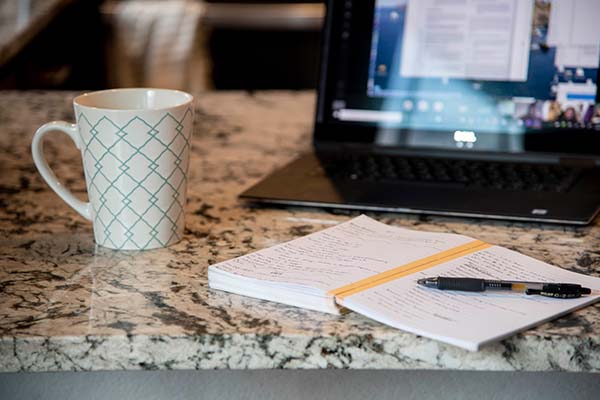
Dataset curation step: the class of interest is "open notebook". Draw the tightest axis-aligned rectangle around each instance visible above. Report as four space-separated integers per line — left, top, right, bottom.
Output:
208 215 600 351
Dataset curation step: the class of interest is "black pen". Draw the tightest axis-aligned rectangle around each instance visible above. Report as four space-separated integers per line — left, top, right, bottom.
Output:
417 276 592 299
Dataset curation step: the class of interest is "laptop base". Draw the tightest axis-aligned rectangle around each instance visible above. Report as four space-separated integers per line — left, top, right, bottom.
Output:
240 152 600 225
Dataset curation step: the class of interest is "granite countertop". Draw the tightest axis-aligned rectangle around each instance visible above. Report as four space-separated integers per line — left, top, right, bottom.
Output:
0 91 599 373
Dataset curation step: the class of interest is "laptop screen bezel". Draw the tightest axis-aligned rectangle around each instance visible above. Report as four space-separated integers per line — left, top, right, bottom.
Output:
314 0 600 158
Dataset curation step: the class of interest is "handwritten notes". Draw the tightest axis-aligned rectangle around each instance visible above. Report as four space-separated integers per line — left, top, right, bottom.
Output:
344 245 600 350
208 215 600 350
212 215 471 292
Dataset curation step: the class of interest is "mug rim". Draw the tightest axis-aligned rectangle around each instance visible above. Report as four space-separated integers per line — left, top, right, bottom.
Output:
73 88 194 112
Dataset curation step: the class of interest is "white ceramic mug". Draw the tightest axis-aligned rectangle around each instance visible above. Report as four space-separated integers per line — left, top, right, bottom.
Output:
32 88 194 250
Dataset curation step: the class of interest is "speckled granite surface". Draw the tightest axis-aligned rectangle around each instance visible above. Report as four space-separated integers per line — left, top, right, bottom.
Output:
0 91 599 372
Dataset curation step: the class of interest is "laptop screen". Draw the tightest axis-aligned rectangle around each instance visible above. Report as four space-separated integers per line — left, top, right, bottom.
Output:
321 0 600 150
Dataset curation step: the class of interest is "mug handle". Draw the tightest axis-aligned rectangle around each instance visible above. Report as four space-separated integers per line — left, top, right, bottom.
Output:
31 121 92 220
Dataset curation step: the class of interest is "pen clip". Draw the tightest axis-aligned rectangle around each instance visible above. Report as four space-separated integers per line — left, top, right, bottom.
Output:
525 283 585 299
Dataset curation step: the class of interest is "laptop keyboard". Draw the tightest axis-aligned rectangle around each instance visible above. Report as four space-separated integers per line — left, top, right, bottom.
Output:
321 154 582 193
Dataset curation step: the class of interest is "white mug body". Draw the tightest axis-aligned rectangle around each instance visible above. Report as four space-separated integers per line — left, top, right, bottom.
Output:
32 88 194 250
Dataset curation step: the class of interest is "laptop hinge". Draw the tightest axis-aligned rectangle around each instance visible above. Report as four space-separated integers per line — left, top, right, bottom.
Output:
559 157 598 168
316 141 600 166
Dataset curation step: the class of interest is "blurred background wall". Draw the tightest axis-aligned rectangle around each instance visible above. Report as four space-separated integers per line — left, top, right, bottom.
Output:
0 0 324 91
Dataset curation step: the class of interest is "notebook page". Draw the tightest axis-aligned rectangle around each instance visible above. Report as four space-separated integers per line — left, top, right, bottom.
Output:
341 245 600 351
209 215 473 292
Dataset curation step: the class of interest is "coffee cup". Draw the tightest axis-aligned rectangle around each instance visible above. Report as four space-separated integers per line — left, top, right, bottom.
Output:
32 88 194 250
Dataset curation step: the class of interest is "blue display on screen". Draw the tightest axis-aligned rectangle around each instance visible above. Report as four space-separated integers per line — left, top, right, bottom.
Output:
361 0 600 133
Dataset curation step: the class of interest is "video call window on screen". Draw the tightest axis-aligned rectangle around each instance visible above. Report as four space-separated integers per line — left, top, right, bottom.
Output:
356 0 600 133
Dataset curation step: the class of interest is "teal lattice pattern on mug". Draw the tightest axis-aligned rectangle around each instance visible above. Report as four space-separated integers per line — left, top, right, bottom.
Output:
77 109 193 250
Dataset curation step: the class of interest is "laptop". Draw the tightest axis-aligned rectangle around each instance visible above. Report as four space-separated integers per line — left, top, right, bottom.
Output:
240 0 600 225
